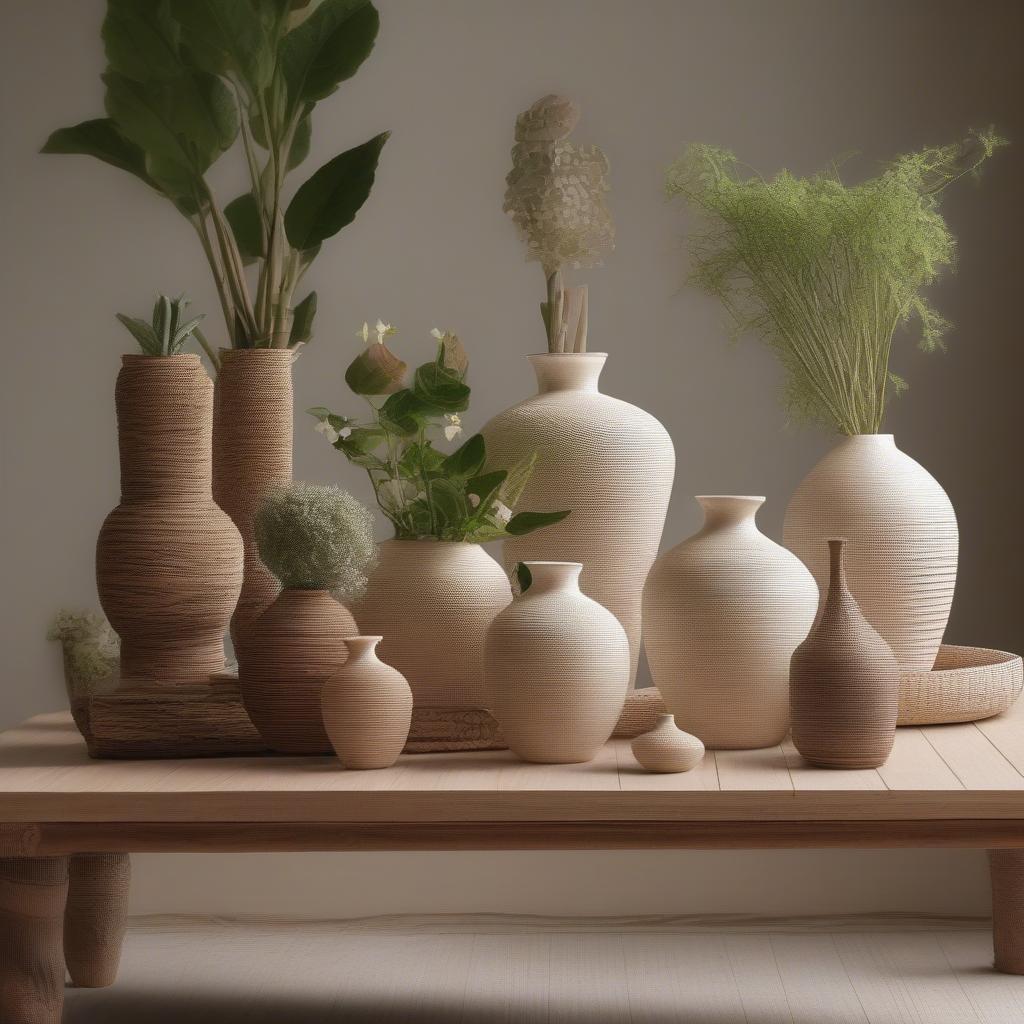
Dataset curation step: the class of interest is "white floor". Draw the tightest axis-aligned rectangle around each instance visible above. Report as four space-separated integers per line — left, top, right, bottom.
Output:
63 915 1024 1024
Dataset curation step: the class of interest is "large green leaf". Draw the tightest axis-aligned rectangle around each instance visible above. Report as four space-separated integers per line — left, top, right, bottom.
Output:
378 389 430 437
284 131 388 250
413 361 470 413
41 119 158 191
280 0 379 109
290 290 317 346
224 192 264 262
505 509 572 536
441 433 485 478
345 340 407 395
102 0 183 81
104 69 239 197
171 0 275 93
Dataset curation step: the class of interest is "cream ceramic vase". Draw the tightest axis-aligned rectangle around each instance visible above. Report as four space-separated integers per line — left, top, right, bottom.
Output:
322 637 413 770
485 561 630 764
481 353 675 689
643 496 818 749
352 540 512 709
783 434 958 672
631 714 705 773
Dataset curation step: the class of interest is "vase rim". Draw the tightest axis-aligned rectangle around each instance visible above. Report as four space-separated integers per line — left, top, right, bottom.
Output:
121 352 201 364
695 494 766 502
844 432 895 441
522 560 583 568
527 351 609 359
218 347 298 363
385 537 480 546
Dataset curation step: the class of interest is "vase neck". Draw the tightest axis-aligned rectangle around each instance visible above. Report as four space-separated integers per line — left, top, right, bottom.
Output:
827 538 848 594
529 353 606 395
522 561 582 596
343 635 382 662
839 433 896 449
696 495 764 533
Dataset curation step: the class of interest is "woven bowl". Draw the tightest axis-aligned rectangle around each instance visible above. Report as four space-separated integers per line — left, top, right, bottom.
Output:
898 644 1023 726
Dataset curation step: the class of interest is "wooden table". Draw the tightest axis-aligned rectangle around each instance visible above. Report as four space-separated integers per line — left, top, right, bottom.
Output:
2 705 1024 1022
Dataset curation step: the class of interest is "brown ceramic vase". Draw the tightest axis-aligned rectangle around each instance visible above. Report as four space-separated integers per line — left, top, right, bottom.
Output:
790 538 899 769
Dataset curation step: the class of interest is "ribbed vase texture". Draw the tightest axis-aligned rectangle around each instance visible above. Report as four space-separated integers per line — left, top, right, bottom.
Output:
643 496 818 749
96 354 242 685
239 588 357 754
481 353 675 689
213 348 295 663
353 541 512 709
790 539 899 769
485 561 630 764
322 637 413 769
783 434 957 671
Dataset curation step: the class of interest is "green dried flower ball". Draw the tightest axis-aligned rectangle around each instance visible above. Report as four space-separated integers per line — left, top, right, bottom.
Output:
255 483 378 596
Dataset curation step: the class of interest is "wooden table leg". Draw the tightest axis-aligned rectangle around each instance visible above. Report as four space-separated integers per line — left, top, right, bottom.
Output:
0 856 69 1024
989 849 1024 973
64 852 131 988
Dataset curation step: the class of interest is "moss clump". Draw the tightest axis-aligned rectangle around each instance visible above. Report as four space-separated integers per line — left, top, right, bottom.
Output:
666 129 1005 434
255 483 377 596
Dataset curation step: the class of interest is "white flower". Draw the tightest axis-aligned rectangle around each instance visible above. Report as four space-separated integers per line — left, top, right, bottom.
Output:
357 321 370 344
338 426 352 440
443 413 462 442
468 493 481 509
315 419 339 444
374 319 394 344
494 501 513 525
430 327 444 340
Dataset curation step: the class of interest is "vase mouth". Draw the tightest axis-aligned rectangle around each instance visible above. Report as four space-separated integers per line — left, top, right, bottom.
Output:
521 560 583 593
528 352 606 394
218 347 298 364
386 537 477 546
844 433 895 442
696 495 765 527
121 352 201 365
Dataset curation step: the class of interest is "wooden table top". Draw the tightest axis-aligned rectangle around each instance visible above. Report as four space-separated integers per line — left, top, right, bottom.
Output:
1 707 1023 853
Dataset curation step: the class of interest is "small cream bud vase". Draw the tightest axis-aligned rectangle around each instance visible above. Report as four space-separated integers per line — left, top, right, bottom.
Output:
485 561 629 764
321 637 413 770
643 496 818 749
631 714 705 773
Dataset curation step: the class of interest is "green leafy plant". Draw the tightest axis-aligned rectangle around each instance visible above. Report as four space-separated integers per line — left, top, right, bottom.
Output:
43 0 389 362
666 129 1005 434
310 322 571 542
504 95 614 353
254 482 377 596
116 293 208 357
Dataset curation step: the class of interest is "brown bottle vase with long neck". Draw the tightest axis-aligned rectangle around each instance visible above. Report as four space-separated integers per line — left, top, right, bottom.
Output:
790 538 899 769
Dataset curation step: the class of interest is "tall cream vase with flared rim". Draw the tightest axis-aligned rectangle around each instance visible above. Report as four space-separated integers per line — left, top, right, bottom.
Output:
480 352 675 690
321 636 414 770
485 560 630 764
783 433 958 672
643 495 819 749
351 539 512 710
212 348 295 664
96 353 242 687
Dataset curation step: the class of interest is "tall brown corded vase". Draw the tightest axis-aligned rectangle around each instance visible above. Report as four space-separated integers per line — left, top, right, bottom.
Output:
213 349 294 663
96 355 242 685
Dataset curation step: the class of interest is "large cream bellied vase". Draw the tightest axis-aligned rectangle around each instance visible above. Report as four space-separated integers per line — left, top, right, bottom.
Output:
96 354 242 686
485 561 629 764
481 353 675 688
643 496 818 749
352 540 512 710
783 434 958 672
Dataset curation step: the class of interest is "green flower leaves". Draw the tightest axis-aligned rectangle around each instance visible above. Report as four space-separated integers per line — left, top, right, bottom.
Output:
311 326 571 543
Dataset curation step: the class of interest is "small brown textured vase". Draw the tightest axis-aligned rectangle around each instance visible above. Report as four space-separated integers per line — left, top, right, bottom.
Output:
790 538 899 769
213 348 295 663
239 588 357 754
322 636 414 770
96 355 242 685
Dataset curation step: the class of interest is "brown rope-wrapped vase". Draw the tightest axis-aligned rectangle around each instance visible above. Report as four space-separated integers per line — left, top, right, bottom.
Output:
0 856 69 1024
790 538 899 769
63 852 130 988
213 349 294 663
96 355 242 685
239 589 357 754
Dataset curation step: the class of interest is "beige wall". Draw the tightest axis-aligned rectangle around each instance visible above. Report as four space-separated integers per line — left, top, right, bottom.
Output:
2 0 1021 918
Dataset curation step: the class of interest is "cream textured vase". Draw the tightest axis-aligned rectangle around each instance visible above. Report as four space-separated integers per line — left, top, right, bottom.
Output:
239 589 357 754
481 353 675 688
631 714 705 773
783 434 958 671
322 637 413 770
96 354 242 686
643 496 818 749
352 540 512 709
485 561 630 764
